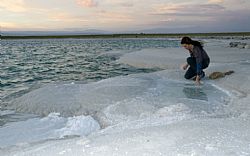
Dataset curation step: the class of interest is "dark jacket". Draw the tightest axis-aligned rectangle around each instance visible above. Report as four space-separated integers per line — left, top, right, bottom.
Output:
190 46 210 75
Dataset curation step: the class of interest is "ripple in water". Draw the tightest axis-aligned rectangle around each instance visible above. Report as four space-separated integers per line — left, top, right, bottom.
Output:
0 38 179 102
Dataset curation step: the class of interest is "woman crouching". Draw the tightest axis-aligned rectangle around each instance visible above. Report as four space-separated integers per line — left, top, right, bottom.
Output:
180 37 210 85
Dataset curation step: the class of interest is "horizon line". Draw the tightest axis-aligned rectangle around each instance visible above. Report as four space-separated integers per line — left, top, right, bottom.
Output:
1 32 250 40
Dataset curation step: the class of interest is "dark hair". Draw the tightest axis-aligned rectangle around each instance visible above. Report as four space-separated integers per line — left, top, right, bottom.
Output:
181 36 203 48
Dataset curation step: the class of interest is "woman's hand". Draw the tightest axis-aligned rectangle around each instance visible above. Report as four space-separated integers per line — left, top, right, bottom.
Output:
180 63 189 70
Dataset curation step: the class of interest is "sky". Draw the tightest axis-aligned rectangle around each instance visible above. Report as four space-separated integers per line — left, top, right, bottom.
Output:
0 0 250 33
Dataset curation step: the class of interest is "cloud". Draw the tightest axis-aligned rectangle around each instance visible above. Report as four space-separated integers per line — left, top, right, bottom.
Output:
208 0 224 3
154 4 181 14
48 13 89 23
150 2 250 33
76 0 98 7
96 10 133 22
0 22 18 29
119 2 134 7
152 3 225 17
0 0 27 12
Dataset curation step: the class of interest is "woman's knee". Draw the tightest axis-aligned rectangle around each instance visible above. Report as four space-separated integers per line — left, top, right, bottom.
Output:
184 73 193 79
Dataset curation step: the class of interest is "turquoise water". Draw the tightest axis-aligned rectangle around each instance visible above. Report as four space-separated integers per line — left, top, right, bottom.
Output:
0 38 179 105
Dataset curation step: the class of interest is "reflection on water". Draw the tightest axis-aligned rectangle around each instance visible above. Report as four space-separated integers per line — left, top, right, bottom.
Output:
182 85 208 101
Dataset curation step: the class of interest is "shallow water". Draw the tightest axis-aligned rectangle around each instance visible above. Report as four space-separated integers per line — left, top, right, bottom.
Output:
0 38 236 150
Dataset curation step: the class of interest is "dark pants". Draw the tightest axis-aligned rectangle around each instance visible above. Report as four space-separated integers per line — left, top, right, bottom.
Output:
185 57 209 79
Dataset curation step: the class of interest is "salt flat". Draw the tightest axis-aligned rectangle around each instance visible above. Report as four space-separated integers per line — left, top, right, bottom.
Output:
1 39 250 156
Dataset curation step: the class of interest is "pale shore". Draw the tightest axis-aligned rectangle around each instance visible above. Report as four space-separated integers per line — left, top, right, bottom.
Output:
1 39 250 156
118 39 250 115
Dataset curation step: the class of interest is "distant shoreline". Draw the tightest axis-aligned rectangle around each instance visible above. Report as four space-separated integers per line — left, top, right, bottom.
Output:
1 32 250 39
